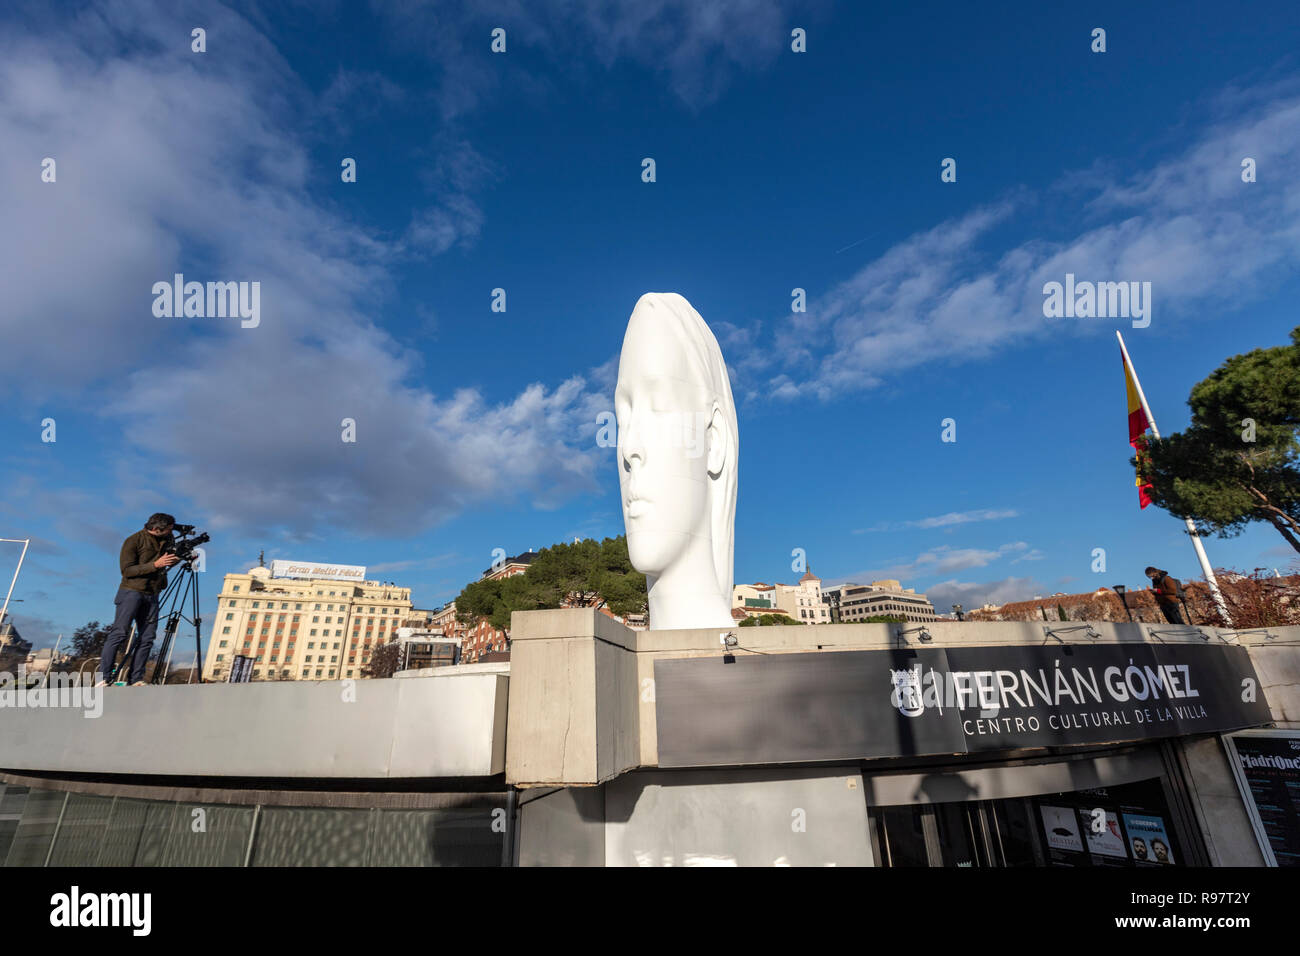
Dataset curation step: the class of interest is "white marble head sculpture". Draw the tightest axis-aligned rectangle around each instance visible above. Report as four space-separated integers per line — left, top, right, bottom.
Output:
615 293 738 629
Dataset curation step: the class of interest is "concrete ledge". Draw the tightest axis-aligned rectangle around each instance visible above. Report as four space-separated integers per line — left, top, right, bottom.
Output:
505 613 1300 786
510 607 639 649
395 663 510 678
0 674 508 779
506 609 639 787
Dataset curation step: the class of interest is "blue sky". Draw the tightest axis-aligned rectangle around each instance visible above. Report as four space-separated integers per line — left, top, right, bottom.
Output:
3 0 1300 662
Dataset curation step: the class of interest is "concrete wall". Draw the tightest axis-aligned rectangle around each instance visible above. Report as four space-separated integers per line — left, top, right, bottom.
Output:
603 767 872 867
1176 736 1269 866
516 787 606 866
504 611 1298 778
1240 637 1300 727
517 767 873 867
0 673 507 779
506 609 639 787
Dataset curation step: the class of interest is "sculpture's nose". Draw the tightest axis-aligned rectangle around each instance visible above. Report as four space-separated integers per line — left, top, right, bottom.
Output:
621 412 646 473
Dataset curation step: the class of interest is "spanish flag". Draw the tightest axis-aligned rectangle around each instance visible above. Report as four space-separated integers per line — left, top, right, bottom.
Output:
1122 346 1154 508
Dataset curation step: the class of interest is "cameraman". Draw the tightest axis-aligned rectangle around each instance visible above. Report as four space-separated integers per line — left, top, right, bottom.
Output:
98 513 179 686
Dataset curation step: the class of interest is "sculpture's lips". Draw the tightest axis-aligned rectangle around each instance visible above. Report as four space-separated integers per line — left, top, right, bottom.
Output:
626 498 651 519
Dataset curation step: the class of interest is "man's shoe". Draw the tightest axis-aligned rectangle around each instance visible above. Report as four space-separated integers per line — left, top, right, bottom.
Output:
130 681 146 687
94 680 108 688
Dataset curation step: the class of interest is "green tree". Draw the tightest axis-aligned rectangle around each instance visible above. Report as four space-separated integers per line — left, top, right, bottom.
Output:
69 620 111 659
1140 327 1300 552
454 537 648 634
362 641 403 679
738 613 804 626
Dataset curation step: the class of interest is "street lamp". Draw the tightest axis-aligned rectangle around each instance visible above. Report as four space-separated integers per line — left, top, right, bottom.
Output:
952 604 964 621
1112 585 1133 623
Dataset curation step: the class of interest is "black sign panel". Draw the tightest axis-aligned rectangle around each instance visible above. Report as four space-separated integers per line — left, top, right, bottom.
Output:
1229 733 1300 866
655 643 1272 768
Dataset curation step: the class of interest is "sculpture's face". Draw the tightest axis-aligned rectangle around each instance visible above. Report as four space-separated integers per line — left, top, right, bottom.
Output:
615 296 712 576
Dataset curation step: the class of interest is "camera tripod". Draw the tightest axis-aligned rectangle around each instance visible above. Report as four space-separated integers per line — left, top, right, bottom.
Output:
106 555 204 685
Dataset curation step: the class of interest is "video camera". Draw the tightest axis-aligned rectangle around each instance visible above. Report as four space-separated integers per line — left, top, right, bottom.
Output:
162 524 211 563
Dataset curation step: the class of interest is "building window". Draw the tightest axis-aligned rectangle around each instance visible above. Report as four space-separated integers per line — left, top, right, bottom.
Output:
225 613 233 621
232 586 241 593
295 603 302 610
216 654 224 661
221 629 230 637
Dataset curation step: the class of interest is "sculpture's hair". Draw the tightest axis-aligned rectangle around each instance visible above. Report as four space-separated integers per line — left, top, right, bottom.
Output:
633 293 738 599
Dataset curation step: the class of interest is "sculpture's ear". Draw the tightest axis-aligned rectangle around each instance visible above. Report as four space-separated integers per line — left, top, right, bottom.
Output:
706 401 728 479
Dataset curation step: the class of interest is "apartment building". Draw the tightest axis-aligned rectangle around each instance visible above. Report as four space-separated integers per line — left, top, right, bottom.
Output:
732 571 830 624
202 564 412 682
824 579 938 622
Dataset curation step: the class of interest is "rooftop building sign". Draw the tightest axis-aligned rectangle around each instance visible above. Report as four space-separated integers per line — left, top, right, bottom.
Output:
269 560 366 582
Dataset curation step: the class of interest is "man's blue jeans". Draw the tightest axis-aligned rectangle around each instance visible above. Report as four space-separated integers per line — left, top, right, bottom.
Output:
101 587 160 683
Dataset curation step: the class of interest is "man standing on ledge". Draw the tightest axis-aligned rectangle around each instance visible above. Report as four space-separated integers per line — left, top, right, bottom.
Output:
1145 566 1186 625
99 513 179 686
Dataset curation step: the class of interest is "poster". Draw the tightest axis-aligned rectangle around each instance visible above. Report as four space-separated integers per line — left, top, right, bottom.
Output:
1225 731 1300 867
1039 805 1083 852
1082 809 1128 859
1122 812 1174 865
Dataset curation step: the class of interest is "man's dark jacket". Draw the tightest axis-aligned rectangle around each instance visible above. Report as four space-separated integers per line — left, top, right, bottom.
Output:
119 529 172 594
1152 573 1182 606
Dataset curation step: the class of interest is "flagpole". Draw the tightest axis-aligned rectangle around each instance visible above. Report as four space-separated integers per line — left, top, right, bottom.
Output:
1116 332 1232 625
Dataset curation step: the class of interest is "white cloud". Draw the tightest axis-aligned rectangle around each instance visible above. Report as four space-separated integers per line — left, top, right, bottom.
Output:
925 576 1047 613
375 0 816 110
837 541 1031 583
1011 548 1045 563
747 78 1300 400
855 507 1019 533
0 3 606 538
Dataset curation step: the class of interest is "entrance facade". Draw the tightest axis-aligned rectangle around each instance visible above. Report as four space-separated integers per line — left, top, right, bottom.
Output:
871 776 1184 867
